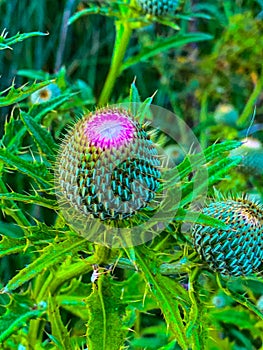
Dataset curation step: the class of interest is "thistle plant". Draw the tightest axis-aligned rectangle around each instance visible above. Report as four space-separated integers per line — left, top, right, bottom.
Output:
56 107 161 222
1 1 263 350
192 198 263 276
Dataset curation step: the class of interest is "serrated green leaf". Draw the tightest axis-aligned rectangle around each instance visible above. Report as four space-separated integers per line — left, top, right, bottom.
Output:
0 80 53 107
174 209 230 230
1 115 24 149
0 193 57 210
20 112 58 159
57 295 90 320
135 246 190 350
180 156 241 207
137 95 155 123
185 268 208 350
0 31 47 50
68 6 114 25
29 91 76 118
6 93 74 152
0 293 45 343
0 236 27 257
175 140 242 182
86 274 128 350
0 223 75 258
121 33 213 71
0 148 52 187
4 237 88 292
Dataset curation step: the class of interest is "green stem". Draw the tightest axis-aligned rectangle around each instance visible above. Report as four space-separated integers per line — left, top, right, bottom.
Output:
49 255 96 293
28 255 96 346
200 91 208 149
237 76 262 128
98 21 132 105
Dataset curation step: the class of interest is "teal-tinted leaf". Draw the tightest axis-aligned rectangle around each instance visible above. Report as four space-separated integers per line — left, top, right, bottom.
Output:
0 80 53 107
0 148 52 187
71 79 95 106
17 69 50 81
4 237 88 292
0 222 24 238
159 340 177 350
129 78 141 104
68 7 102 25
86 274 129 350
0 293 46 343
121 33 213 71
20 112 58 159
0 31 47 50
68 6 115 25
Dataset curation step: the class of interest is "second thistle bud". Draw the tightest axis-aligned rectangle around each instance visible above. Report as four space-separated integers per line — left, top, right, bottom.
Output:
192 198 263 277
136 0 179 16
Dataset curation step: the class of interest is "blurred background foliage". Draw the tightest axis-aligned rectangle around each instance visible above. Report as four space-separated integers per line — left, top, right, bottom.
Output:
1 0 263 349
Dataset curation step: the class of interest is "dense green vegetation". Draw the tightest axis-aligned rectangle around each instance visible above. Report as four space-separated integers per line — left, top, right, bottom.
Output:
0 0 263 349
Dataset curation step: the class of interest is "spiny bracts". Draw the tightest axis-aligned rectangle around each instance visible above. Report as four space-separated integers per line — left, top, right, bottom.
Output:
136 0 179 16
231 138 263 175
192 198 263 276
56 107 161 221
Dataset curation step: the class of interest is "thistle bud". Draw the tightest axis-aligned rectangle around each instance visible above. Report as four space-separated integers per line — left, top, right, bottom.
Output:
192 199 263 276
136 0 179 16
56 107 161 221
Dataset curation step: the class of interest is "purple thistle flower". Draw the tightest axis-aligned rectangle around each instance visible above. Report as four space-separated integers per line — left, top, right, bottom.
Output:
56 107 161 221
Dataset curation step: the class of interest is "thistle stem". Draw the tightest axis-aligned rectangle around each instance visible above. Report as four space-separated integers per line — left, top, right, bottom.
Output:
98 21 132 105
94 244 112 264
